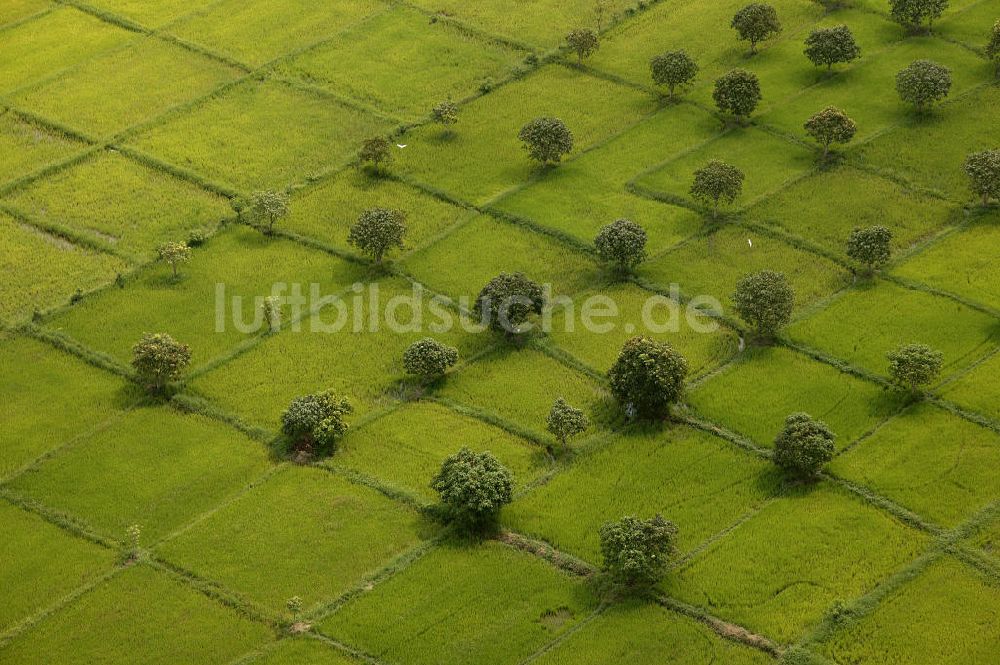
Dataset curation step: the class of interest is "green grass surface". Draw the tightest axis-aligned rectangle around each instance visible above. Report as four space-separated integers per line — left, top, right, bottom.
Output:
940 350 1000 423
0 111 85 185
936 0 1000 49
321 541 597 665
0 0 49 27
83 0 200 27
967 513 1000 561
157 465 431 611
244 639 357 665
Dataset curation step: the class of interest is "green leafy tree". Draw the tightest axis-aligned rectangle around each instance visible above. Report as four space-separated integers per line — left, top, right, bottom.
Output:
608 337 688 420
431 448 513 530
887 343 943 393
348 207 407 264
773 413 835 480
896 59 952 112
846 226 893 275
712 69 762 124
474 272 545 336
732 270 794 339
803 25 861 70
650 50 699 99
690 160 745 217
431 99 459 127
124 523 142 562
988 20 1000 74
242 190 289 235
594 218 648 273
804 106 857 159
158 241 191 278
964 149 1000 206
566 28 600 62
359 136 393 171
731 3 782 54
599 515 677 587
131 332 191 393
519 117 574 164
889 0 948 32
286 596 303 622
403 337 459 383
281 391 352 457
546 397 589 450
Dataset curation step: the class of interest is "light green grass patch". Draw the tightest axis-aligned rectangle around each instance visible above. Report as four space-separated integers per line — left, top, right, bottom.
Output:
505 424 780 562
831 403 1000 528
321 541 597 665
246 639 357 665
7 407 271 542
0 501 116 633
533 600 773 665
12 37 242 137
333 401 546 502
854 0 981 19
5 150 231 260
395 64 657 204
285 169 471 254
46 226 367 368
401 214 598 302
84 0 201 27
167 0 384 66
688 346 904 449
0 111 85 185
940 350 1000 423
0 7 131 95
0 0 48 27
129 78 393 191
747 166 959 255
639 224 851 314
819 556 1000 665
158 465 430 611
0 564 271 664
273 6 523 120
788 281 1000 379
967 513 1000 562
0 213 127 323
937 0 1000 49
664 482 930 643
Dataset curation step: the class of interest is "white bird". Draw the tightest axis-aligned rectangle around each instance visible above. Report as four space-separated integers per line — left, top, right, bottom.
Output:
747 238 753 248
396 144 408 149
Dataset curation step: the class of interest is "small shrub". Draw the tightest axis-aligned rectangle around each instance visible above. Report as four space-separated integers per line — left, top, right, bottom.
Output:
964 149 1000 206
988 20 1000 74
131 333 190 393
348 207 407 264
732 270 794 339
157 241 191 279
431 448 513 530
403 337 459 383
281 391 352 458
690 160 745 217
474 272 545 337
773 412 835 480
286 596 303 622
261 295 282 332
124 523 142 562
186 229 208 247
846 225 893 275
608 336 688 419
804 25 860 71
566 28 600 62
546 397 589 449
887 343 943 393
242 190 290 236
359 136 393 171
804 106 857 160
650 50 699 99
518 117 574 164
731 3 782 54
896 60 951 113
594 218 647 273
431 99 459 127
599 514 677 587
712 69 762 124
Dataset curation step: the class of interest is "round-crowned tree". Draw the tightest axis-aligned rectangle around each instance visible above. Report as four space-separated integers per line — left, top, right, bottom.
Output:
158 241 191 279
566 28 600 62
403 337 459 383
281 391 352 458
359 136 393 172
650 50 699 99
988 20 1000 74
242 190 289 235
431 447 513 530
431 99 459 128
731 3 782 54
846 226 893 275
474 272 545 337
594 218 648 273
348 207 407 264
546 397 589 450
887 343 943 393
608 337 688 420
964 149 1000 206
732 270 794 339
599 515 677 587
896 60 951 112
804 25 861 70
713 69 762 124
519 117 574 165
773 413 835 480
690 160 745 217
804 106 857 159
889 0 948 32
132 332 191 393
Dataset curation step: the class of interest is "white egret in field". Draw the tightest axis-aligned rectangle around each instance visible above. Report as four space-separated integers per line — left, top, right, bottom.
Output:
396 144 408 148
747 238 753 248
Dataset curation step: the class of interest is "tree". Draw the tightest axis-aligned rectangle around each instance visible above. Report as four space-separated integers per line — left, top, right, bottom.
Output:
474 272 545 336
732 270 794 339
594 218 647 273
348 207 407 264
131 332 191 393
608 337 688 420
546 397 589 450
896 60 951 112
431 99 459 128
804 106 857 159
403 337 459 383
650 50 699 99
731 3 782 54
243 190 289 235
988 20 1000 74
803 25 861 70
431 448 513 530
846 226 893 275
887 343 943 393
964 149 1000 206
773 413 835 480
599 515 677 587
713 69 762 124
566 28 599 62
158 241 191 278
281 390 352 458
261 295 281 332
359 136 393 171
519 117 574 164
690 160 745 217
889 0 948 32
